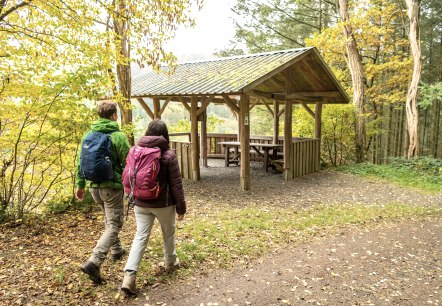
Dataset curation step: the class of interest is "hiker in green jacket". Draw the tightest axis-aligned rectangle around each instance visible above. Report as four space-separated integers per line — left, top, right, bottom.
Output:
75 101 130 284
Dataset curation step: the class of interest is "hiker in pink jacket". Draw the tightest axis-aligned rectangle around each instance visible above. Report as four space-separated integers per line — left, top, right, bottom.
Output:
121 119 186 295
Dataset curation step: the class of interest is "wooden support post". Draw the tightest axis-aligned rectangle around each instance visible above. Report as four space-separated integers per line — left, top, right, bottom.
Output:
284 67 294 180
239 94 250 191
273 100 279 144
283 99 294 179
190 97 200 180
315 102 323 170
153 98 161 119
200 109 208 167
314 102 323 139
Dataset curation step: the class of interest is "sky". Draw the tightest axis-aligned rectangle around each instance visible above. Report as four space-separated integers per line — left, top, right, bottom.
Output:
166 0 237 61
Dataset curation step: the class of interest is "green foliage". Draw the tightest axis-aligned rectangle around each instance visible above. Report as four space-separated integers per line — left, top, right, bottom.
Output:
294 104 355 165
337 158 442 192
250 106 273 136
226 0 337 53
169 118 191 134
0 98 95 221
419 82 442 109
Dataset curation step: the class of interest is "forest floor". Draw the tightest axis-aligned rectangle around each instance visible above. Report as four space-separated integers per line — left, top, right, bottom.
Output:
0 159 441 305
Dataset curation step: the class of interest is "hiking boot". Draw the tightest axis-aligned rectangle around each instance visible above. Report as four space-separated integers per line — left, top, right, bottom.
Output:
110 249 127 262
80 261 102 284
121 271 137 296
165 258 180 273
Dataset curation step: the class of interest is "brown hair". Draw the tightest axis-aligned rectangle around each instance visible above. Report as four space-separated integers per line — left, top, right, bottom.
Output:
97 101 117 119
145 119 169 143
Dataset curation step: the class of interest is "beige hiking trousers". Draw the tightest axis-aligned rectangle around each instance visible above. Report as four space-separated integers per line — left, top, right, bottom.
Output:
124 205 177 272
89 188 124 266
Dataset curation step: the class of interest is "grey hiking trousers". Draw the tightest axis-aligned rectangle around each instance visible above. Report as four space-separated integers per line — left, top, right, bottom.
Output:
89 188 124 267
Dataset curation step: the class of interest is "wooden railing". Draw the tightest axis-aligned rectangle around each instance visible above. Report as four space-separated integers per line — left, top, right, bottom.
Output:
169 141 192 180
169 133 320 179
291 138 320 177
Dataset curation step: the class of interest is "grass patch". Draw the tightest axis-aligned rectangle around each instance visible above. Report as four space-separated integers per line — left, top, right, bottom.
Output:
167 203 441 275
337 157 442 192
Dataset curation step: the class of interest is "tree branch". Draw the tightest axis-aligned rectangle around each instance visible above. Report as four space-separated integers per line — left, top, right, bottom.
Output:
0 0 31 23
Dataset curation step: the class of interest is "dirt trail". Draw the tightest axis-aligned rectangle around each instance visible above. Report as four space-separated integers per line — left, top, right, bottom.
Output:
135 217 442 306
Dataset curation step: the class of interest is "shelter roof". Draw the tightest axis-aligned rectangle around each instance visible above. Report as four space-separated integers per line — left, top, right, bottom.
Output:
132 47 349 104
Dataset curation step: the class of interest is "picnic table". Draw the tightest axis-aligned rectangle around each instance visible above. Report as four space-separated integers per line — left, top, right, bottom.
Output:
218 141 283 172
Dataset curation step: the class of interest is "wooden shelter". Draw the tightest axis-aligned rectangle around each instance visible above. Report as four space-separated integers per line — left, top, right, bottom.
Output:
131 47 350 190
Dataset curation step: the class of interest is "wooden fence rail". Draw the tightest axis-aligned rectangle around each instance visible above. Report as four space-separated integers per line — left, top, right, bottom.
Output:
169 141 192 180
291 138 320 178
169 133 320 179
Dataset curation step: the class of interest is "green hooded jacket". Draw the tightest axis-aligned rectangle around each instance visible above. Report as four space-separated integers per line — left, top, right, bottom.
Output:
75 118 130 189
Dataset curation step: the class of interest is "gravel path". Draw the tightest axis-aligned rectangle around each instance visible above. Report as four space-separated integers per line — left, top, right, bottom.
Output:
141 217 441 306
128 160 442 306
186 159 442 209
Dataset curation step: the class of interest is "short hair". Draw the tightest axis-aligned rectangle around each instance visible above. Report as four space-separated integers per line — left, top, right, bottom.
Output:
145 119 169 143
97 101 117 119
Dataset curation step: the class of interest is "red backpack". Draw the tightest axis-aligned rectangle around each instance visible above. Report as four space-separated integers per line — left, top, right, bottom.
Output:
123 146 161 201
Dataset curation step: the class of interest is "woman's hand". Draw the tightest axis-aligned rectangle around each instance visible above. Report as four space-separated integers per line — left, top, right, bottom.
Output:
176 214 184 221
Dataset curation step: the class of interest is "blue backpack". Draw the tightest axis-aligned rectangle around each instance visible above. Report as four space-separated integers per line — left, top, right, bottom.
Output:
79 131 116 183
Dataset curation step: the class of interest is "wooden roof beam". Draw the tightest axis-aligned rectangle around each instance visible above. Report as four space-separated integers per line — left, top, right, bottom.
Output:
261 98 274 117
136 98 154 119
222 94 240 114
249 98 260 111
178 97 191 112
196 96 214 116
293 91 341 98
159 97 171 116
268 76 285 92
301 102 315 118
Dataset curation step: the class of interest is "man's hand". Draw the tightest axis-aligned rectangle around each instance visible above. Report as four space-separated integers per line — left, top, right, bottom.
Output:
76 188 85 201
176 214 184 221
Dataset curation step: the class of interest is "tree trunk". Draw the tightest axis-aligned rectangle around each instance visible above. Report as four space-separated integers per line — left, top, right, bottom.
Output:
114 0 133 144
337 0 367 163
404 0 421 158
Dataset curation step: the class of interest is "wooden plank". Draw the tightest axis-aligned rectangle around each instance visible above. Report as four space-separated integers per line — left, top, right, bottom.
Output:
311 140 315 173
136 98 154 120
182 144 189 179
316 139 320 172
278 107 285 118
239 94 250 191
175 143 183 178
296 91 341 98
290 143 296 177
